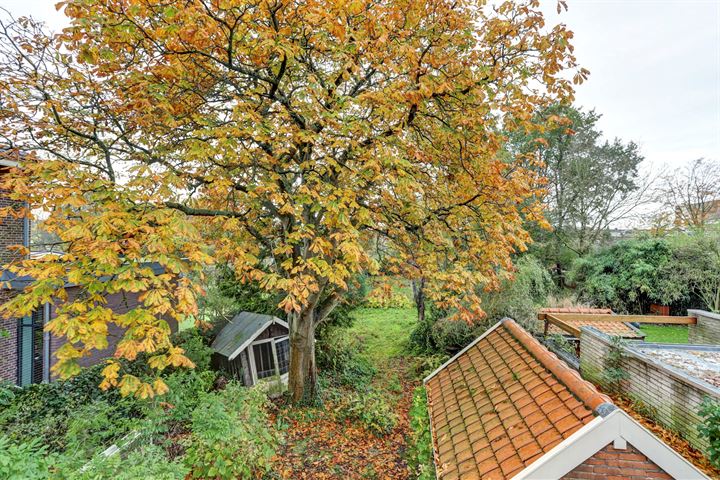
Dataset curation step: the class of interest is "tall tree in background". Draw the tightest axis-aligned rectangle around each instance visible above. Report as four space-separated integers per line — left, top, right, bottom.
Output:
514 105 646 284
658 158 720 229
0 0 582 402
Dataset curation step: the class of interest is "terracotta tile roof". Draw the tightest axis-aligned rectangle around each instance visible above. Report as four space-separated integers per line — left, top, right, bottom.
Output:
425 318 613 480
550 320 644 338
539 307 645 339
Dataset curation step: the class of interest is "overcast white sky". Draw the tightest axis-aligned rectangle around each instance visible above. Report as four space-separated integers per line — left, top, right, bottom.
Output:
1 0 719 172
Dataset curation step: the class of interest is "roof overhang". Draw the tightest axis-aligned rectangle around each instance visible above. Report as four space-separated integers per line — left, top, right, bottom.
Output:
513 409 708 479
0 159 19 168
226 316 289 361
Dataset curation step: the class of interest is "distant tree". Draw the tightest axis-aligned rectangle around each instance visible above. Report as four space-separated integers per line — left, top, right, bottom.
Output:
0 1 583 402
513 105 647 284
658 158 720 229
662 229 720 313
569 237 675 314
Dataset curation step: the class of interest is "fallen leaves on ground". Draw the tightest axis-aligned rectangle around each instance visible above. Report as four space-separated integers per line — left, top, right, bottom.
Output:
604 390 720 478
268 370 416 479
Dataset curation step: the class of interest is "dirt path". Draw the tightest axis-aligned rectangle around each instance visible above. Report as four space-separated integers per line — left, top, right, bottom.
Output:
269 308 418 479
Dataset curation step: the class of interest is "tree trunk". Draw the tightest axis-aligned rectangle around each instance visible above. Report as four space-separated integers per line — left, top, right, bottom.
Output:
554 262 564 288
412 278 426 324
288 307 317 404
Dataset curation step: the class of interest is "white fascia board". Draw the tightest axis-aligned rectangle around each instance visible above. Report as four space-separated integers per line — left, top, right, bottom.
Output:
513 409 708 480
512 416 606 480
227 317 289 361
614 410 709 480
227 320 271 361
423 320 503 384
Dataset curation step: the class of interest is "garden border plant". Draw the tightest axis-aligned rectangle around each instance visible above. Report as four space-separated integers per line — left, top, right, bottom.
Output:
407 386 436 480
699 397 720 468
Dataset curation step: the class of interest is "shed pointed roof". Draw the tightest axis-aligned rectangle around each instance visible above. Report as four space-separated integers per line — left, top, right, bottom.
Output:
211 311 288 360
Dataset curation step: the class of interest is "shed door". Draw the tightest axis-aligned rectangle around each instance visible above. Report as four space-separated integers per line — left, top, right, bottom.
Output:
252 341 277 380
250 336 290 382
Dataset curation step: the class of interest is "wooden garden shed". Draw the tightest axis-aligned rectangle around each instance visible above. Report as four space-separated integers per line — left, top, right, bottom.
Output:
211 312 290 386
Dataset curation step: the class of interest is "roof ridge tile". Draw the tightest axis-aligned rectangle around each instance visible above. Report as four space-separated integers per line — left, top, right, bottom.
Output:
500 318 613 414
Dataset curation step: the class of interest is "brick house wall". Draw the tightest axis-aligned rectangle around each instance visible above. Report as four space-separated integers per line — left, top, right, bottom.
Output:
580 327 719 453
0 168 27 383
0 289 19 383
562 442 672 480
688 309 720 344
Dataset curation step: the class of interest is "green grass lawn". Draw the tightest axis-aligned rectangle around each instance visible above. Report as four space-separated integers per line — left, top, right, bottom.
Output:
639 324 689 344
347 307 417 363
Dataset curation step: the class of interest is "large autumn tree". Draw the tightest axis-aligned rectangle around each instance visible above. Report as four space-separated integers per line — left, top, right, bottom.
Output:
0 0 583 402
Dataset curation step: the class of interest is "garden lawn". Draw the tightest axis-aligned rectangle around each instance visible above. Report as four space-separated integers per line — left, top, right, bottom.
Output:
639 324 689 344
270 307 418 479
347 308 417 364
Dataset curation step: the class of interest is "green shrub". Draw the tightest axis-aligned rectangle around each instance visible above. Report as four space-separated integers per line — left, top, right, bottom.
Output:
0 436 56 480
172 328 214 371
409 255 552 355
407 353 449 381
152 369 218 424
662 228 720 313
602 336 629 393
62 400 142 459
0 381 16 408
547 333 575 355
569 237 676 313
335 390 398 435
407 387 435 480
214 264 282 316
0 368 142 452
480 255 553 330
699 397 720 468
184 383 277 479
54 443 187 480
317 329 376 387
429 317 488 354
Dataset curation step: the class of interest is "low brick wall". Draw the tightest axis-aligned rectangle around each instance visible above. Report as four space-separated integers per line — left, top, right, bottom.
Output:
688 309 720 345
580 327 720 453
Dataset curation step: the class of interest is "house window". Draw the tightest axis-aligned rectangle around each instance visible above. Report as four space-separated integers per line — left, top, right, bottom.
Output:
250 336 290 382
18 309 44 386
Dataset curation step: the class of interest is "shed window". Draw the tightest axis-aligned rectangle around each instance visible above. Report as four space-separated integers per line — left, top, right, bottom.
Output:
250 335 290 382
253 341 276 379
276 338 290 375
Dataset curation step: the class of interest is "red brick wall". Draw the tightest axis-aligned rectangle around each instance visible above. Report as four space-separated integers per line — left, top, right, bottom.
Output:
49 287 179 379
0 173 26 383
0 189 25 266
562 442 672 480
0 289 19 383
